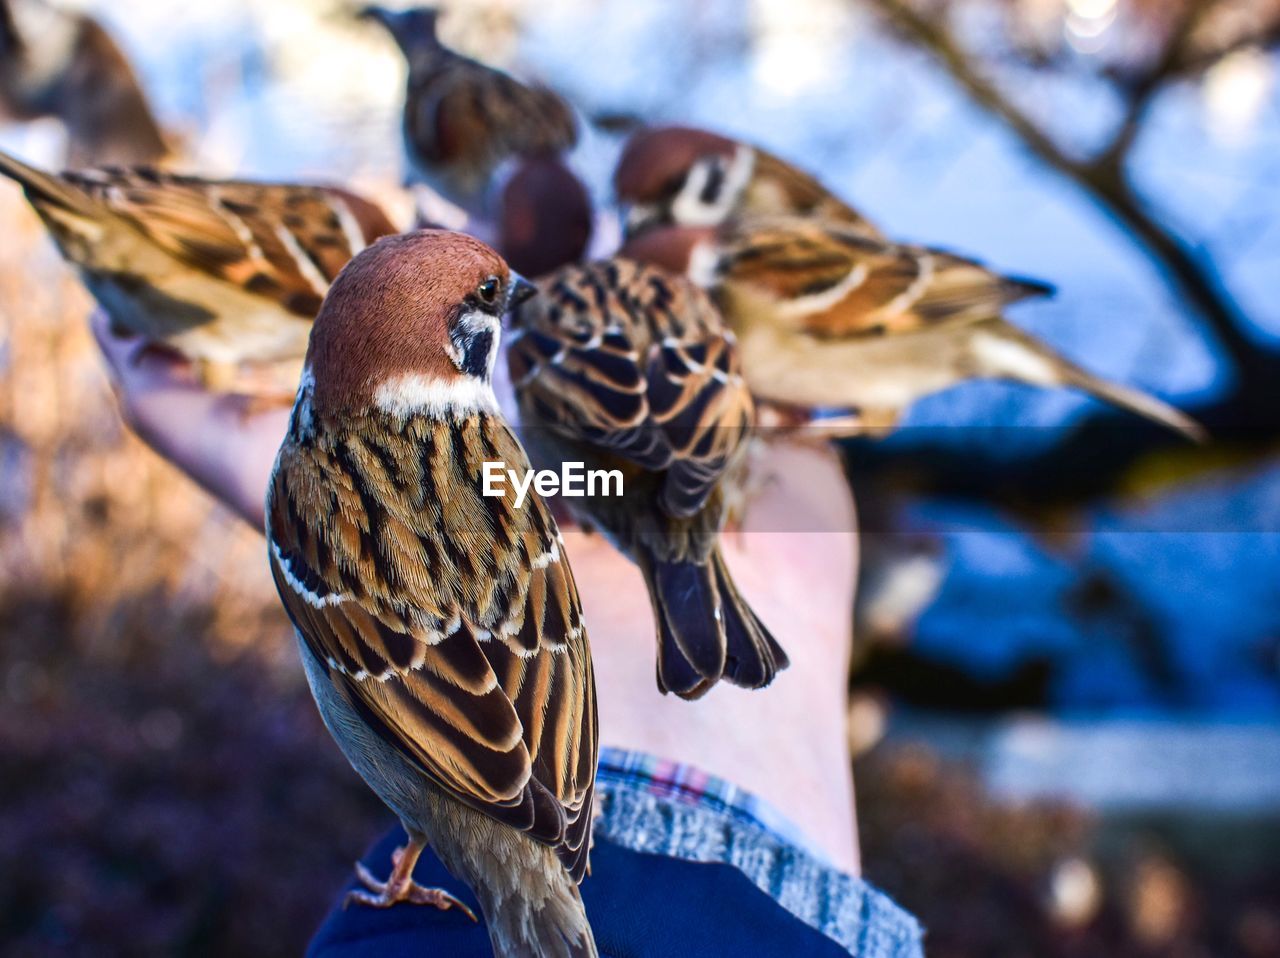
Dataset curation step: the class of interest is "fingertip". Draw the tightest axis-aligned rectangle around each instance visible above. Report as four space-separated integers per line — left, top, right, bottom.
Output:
128 342 197 385
89 308 142 358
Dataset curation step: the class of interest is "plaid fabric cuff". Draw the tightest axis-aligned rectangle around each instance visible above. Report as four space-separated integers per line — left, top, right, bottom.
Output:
593 747 924 958
595 747 828 860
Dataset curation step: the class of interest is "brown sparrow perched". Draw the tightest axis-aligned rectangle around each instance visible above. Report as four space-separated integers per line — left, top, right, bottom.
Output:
614 124 880 240
267 230 598 957
0 149 397 394
361 5 578 215
507 259 787 699
0 0 169 166
623 216 1204 440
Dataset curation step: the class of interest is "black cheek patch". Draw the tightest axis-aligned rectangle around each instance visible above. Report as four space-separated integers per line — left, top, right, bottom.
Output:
460 327 495 378
698 160 726 204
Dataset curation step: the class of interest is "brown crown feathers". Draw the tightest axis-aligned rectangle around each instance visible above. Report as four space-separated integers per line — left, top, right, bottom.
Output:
614 124 879 239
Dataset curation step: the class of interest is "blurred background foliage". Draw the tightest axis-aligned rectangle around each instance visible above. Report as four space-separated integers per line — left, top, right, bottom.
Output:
1 0 1278 955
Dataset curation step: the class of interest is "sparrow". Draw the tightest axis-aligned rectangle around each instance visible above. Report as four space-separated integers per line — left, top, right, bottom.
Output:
361 5 578 215
507 258 787 699
622 216 1205 440
0 149 398 394
497 154 592 279
0 0 169 166
613 124 880 240
267 230 598 958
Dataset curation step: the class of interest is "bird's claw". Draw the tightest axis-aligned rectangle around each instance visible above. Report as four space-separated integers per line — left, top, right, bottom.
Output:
343 860 478 921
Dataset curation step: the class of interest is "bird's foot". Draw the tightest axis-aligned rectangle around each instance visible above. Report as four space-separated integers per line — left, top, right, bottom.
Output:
799 413 872 441
192 358 242 393
756 402 900 441
194 358 301 411
343 846 478 920
230 391 295 422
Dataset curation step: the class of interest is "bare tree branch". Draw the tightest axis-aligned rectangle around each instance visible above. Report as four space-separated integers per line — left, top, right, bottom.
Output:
1095 0 1220 169
865 0 1269 396
1169 7 1280 77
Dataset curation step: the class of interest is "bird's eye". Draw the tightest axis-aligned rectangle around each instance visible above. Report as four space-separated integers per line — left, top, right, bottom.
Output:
476 277 500 304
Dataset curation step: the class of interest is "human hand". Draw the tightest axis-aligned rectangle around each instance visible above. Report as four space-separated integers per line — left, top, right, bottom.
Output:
90 309 290 529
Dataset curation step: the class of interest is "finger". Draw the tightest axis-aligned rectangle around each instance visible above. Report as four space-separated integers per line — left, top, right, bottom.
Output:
89 308 199 391
89 308 142 374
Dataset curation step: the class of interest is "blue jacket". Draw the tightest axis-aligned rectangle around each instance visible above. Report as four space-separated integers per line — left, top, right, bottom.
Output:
309 827 853 957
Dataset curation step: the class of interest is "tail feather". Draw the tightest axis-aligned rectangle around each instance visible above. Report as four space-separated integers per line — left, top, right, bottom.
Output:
642 551 725 699
481 875 597 958
711 549 789 688
358 5 442 57
0 0 21 57
640 545 787 699
1002 273 1057 303
974 324 1206 442
654 601 715 700
0 149 96 217
1061 364 1207 443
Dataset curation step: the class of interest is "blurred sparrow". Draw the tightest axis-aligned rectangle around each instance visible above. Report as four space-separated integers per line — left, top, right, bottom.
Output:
623 216 1204 440
0 149 397 394
507 258 787 699
497 154 592 278
614 124 879 239
0 0 169 166
361 5 578 215
267 230 598 958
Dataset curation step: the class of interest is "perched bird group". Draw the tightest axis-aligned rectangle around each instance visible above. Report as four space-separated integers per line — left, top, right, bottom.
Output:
615 126 1204 440
0 5 1204 957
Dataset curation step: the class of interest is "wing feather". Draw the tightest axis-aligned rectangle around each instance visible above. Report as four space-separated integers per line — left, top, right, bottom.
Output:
268 411 595 877
718 217 1054 339
64 168 395 315
510 260 752 518
410 55 577 167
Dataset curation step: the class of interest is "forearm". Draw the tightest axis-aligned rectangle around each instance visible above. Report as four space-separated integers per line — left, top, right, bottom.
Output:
127 390 286 530
581 441 860 873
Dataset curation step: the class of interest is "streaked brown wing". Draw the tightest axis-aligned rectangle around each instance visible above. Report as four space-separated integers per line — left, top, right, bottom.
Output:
66 168 392 316
751 148 883 239
415 56 577 166
717 219 863 306
510 260 752 519
267 414 596 879
505 82 578 155
417 63 486 164
721 217 1052 339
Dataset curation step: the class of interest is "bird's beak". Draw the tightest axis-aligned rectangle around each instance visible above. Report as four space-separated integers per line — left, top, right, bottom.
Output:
358 5 407 46
623 203 660 239
358 5 439 51
508 273 538 308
